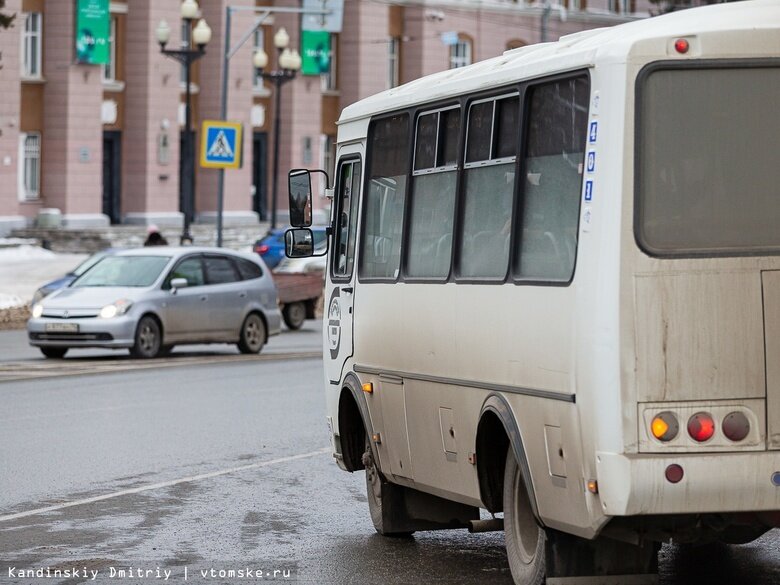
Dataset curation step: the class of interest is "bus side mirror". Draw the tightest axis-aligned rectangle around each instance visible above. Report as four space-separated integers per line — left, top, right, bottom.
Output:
288 169 313 228
285 228 314 258
288 168 331 227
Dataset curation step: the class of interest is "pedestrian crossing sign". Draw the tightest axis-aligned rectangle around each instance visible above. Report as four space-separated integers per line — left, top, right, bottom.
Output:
200 120 243 169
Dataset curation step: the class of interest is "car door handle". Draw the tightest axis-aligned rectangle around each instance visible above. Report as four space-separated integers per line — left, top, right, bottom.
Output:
200 295 208 301
342 287 353 294
239 292 247 298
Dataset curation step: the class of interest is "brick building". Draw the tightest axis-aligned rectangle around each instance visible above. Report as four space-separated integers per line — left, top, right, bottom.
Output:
0 0 655 236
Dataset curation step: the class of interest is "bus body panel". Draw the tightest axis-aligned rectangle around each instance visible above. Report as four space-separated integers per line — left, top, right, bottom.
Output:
323 1 780 546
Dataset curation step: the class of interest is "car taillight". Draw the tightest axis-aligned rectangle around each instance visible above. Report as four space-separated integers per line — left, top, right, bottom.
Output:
259 244 270 254
687 412 715 442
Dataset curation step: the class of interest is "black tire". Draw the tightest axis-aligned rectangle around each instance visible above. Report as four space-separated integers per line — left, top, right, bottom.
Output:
282 301 306 330
504 448 546 585
363 437 414 537
237 312 266 354
40 346 68 359
130 315 162 359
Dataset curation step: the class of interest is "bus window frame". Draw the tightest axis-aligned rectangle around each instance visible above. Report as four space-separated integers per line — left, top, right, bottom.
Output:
510 70 590 288
633 58 780 260
402 102 462 283
453 90 521 285
358 112 413 284
330 155 363 283
354 69 590 288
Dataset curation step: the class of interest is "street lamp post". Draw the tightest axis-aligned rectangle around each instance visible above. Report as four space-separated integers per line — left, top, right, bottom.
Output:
253 28 302 231
156 0 212 244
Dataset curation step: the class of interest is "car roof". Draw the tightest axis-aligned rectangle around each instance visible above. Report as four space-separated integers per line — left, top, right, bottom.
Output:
113 247 261 261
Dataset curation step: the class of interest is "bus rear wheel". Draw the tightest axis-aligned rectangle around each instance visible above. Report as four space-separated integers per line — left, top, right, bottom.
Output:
363 437 414 537
504 448 546 585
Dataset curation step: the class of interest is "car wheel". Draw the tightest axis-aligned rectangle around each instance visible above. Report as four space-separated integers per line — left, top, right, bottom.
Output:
237 313 266 354
504 448 546 585
40 346 68 359
130 316 162 359
282 301 306 330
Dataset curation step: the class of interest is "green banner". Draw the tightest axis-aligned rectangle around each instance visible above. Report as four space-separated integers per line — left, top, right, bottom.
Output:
75 0 110 64
301 30 331 76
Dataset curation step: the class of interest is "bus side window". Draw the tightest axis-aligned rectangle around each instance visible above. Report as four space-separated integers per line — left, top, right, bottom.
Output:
332 160 362 279
515 76 589 282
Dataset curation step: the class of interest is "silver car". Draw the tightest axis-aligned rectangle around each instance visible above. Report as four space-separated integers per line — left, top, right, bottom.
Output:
28 247 282 359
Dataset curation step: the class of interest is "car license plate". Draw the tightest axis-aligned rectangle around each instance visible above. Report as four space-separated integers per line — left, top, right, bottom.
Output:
45 322 79 333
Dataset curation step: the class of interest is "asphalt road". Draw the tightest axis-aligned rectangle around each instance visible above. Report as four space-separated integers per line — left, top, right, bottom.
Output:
0 323 778 585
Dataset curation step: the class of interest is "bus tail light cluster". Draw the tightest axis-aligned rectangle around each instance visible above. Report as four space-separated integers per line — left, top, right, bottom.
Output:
649 410 752 444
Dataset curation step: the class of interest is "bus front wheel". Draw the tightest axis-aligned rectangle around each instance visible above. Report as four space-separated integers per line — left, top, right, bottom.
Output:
363 437 414 537
504 448 546 585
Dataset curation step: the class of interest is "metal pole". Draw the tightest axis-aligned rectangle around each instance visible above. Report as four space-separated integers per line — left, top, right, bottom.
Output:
183 40 193 244
216 7 232 248
541 2 551 43
270 76 282 230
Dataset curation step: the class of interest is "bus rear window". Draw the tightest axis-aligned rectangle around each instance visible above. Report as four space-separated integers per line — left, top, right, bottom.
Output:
637 65 780 256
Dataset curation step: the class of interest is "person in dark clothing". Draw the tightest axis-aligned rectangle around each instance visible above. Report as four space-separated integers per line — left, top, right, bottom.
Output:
143 225 169 247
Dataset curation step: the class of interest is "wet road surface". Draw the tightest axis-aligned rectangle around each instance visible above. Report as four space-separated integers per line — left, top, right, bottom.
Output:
0 323 778 584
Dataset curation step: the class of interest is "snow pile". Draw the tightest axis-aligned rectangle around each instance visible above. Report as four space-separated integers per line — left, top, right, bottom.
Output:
0 244 57 262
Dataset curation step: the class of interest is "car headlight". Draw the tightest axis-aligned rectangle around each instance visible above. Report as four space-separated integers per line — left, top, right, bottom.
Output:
32 304 43 319
99 299 133 319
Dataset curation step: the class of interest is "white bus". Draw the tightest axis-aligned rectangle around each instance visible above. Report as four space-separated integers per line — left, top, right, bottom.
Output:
286 2 780 582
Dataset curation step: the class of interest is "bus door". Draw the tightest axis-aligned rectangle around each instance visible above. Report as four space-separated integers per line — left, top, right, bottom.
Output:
325 148 363 384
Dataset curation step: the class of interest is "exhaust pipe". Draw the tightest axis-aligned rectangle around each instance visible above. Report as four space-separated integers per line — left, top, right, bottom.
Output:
468 518 504 533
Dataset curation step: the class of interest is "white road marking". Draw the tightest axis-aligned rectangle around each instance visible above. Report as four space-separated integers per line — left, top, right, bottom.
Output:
0 448 330 523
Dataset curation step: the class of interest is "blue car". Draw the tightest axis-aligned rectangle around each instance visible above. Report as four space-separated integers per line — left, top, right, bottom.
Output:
253 227 327 269
31 249 119 305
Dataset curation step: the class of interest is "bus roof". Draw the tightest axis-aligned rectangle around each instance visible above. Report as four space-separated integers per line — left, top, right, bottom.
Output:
339 0 779 124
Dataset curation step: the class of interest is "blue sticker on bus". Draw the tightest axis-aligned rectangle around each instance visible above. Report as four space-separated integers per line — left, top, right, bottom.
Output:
589 121 598 143
584 180 594 202
587 151 596 173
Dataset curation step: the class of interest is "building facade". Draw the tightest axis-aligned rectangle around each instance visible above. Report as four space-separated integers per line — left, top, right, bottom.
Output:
0 0 661 236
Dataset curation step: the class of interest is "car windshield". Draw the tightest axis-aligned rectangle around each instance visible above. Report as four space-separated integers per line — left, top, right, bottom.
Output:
72 256 171 287
71 251 110 276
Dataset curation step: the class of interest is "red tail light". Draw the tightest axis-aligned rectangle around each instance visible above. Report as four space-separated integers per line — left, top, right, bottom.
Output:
688 412 715 442
255 244 269 254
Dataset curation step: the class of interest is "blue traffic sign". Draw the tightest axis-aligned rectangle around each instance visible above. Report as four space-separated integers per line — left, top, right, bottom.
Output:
200 120 242 169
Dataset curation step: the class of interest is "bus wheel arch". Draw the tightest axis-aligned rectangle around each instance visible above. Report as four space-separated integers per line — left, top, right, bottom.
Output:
338 374 371 472
477 394 542 521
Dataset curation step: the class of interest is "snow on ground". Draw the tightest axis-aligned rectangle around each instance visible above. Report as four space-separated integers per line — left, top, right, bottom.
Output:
0 293 23 309
0 246 87 304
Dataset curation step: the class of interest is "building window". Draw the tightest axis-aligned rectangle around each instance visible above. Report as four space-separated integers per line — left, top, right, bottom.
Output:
449 35 471 70
22 12 42 78
321 34 337 92
19 133 41 201
252 28 266 92
388 37 400 89
609 0 631 13
180 20 191 85
102 17 117 82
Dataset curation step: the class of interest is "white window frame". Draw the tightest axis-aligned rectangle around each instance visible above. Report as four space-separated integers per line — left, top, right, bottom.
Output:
18 133 41 202
387 37 400 89
321 34 338 92
449 36 471 70
102 17 117 83
22 12 42 79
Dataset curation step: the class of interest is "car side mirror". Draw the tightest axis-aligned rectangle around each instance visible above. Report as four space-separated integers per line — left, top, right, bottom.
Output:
170 277 188 293
285 228 314 258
